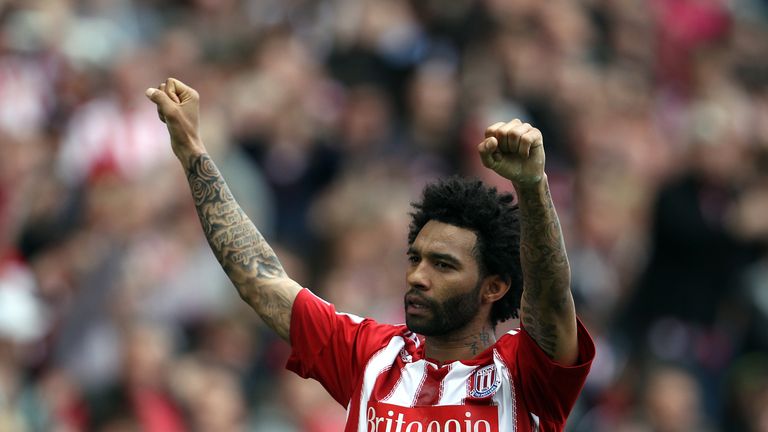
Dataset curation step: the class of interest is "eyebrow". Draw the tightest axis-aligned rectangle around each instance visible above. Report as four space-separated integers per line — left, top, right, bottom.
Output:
407 247 462 267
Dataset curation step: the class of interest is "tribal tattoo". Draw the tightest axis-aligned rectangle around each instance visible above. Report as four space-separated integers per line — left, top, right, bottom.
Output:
186 154 296 339
516 181 572 359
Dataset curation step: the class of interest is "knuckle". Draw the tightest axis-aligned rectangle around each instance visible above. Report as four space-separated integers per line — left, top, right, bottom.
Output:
523 131 535 142
486 122 504 133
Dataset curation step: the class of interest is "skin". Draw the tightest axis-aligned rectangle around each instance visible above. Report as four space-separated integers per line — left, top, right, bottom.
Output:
147 79 578 366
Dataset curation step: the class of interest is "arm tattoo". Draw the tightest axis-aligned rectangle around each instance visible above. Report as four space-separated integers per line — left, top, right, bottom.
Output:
186 154 296 339
516 181 573 358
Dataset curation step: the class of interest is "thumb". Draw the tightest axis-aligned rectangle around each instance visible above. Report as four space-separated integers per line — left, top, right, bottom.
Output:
145 87 175 113
478 137 501 168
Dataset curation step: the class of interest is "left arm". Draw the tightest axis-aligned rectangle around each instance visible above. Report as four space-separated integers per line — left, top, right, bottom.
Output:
479 120 578 365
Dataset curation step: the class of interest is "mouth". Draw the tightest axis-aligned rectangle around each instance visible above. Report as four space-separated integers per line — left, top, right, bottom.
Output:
405 293 431 315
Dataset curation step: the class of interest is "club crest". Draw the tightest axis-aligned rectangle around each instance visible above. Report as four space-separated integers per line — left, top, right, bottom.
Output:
470 365 500 398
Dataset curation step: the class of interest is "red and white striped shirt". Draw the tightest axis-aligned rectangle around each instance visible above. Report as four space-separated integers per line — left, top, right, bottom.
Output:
288 289 594 432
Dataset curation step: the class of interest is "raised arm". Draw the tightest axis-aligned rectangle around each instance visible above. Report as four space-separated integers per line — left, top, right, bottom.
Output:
146 78 301 341
478 119 578 365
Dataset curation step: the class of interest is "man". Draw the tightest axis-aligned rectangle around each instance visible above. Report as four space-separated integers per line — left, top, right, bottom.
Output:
146 78 594 432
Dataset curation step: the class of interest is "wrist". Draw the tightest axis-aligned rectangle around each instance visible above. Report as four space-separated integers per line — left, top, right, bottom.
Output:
174 139 207 168
511 173 548 193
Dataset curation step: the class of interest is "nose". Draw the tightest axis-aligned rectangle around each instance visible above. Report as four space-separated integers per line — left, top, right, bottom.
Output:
406 261 430 291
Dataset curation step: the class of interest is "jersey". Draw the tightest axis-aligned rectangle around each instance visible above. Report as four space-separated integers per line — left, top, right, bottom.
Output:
287 289 595 432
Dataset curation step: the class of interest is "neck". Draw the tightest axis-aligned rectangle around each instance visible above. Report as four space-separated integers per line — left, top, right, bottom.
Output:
423 324 497 362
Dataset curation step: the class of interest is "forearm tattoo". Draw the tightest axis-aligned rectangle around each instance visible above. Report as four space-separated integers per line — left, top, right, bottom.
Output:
517 181 571 358
186 154 293 338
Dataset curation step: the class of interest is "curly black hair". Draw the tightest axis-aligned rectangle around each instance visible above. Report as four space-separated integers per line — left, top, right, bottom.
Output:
408 176 522 326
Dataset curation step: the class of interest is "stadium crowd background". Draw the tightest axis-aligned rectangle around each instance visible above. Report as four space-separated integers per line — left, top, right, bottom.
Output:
1 0 768 430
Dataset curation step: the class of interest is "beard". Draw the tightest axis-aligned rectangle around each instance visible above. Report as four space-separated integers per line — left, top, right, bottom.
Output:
404 280 483 337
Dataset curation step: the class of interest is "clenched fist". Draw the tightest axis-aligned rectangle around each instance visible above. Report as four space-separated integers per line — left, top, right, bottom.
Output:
478 119 545 186
145 78 204 160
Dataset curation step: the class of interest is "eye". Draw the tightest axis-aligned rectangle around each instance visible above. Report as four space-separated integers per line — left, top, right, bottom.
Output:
434 261 453 270
407 255 420 265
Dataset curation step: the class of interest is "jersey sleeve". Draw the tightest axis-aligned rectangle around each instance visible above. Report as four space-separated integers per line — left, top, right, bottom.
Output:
286 288 401 406
502 318 595 429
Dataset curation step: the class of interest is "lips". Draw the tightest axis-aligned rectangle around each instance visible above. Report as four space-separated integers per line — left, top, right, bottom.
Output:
405 293 431 314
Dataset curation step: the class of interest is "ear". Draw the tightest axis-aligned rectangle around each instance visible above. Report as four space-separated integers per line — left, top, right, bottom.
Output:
481 275 510 304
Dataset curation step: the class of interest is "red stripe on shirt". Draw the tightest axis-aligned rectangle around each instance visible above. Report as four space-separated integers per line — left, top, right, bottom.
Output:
414 364 451 406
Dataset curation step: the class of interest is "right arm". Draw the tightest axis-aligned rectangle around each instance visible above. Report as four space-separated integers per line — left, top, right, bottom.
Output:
183 152 301 340
146 78 301 341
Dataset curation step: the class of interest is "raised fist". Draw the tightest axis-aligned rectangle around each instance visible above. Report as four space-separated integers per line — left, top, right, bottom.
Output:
145 78 204 159
478 119 545 186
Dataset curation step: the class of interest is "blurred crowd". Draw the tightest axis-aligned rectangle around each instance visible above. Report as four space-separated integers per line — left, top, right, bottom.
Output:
1 0 768 431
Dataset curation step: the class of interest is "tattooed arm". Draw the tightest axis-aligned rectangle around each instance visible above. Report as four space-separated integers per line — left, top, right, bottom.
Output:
184 154 301 340
478 120 578 365
514 177 577 364
146 78 301 341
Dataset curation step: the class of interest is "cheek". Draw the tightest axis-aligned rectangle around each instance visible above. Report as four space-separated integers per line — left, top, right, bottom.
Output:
445 272 478 290
432 278 474 304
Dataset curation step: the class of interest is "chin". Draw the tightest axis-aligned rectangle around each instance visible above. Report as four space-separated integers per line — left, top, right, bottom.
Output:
405 317 424 334
405 318 441 337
